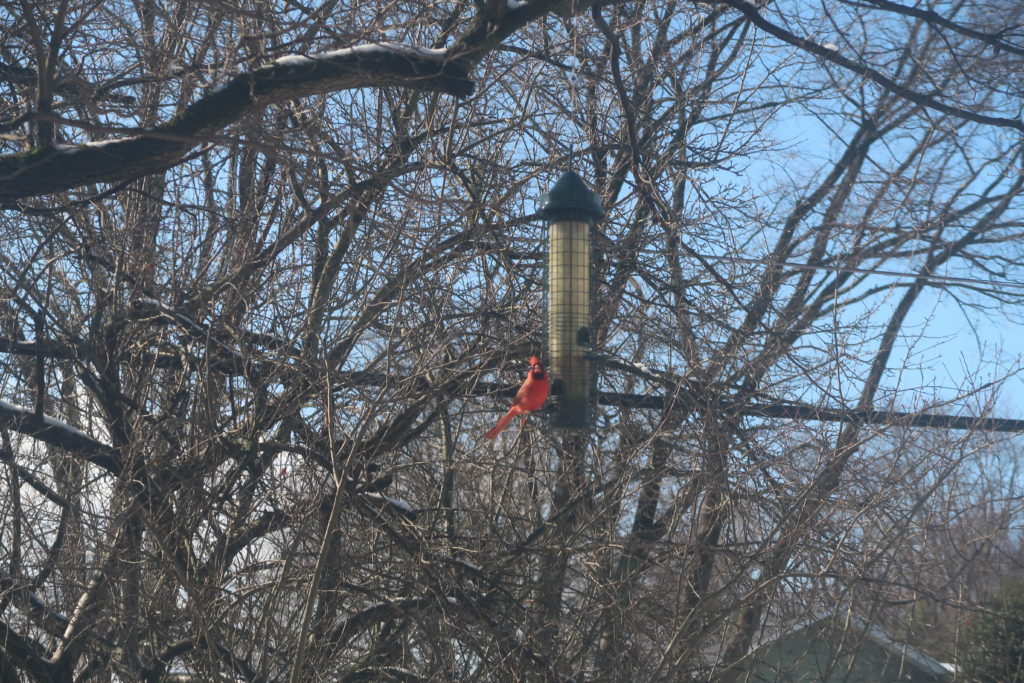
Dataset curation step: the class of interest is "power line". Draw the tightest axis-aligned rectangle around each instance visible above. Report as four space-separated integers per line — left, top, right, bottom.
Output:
485 381 1024 433
324 371 1024 433
597 390 1024 433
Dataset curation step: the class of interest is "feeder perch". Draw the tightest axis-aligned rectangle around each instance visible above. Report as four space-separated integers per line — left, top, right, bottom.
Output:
541 169 604 431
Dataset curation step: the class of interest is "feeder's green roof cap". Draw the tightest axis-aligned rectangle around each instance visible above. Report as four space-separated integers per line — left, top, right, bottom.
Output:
540 170 604 220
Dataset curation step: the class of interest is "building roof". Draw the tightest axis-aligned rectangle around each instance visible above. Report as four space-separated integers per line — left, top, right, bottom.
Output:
739 612 951 682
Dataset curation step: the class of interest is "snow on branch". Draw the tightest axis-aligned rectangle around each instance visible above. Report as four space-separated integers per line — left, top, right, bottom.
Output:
359 491 416 520
0 0 622 201
0 43 473 202
0 398 119 474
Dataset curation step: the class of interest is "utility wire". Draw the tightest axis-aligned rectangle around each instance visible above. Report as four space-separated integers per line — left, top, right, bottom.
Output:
471 377 1024 433
597 389 1024 433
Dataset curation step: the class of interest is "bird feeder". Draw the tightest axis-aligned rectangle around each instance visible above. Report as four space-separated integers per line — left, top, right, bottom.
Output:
541 169 604 431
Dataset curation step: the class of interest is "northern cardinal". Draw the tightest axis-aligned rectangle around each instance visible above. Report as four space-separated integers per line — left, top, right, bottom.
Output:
484 356 549 440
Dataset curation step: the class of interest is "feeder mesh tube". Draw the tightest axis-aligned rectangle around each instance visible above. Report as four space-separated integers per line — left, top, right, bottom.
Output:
547 219 591 430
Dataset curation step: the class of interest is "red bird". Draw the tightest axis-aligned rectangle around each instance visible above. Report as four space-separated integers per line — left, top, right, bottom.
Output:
484 356 550 440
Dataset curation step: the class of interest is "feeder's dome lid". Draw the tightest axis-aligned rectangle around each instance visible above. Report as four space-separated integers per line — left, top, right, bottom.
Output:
540 170 604 220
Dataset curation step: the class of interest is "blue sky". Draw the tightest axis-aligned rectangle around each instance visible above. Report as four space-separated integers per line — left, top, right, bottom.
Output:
738 95 1024 421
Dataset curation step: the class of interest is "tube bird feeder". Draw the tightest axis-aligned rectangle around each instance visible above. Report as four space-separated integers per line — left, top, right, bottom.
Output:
541 169 604 431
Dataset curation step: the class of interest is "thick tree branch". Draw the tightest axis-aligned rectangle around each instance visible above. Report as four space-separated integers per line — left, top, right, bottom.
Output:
840 0 1024 57
0 398 119 473
0 0 616 202
0 618 53 681
715 0 1024 132
0 46 473 201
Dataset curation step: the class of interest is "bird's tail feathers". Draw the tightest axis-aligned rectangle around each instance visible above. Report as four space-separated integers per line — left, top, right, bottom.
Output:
484 406 527 440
